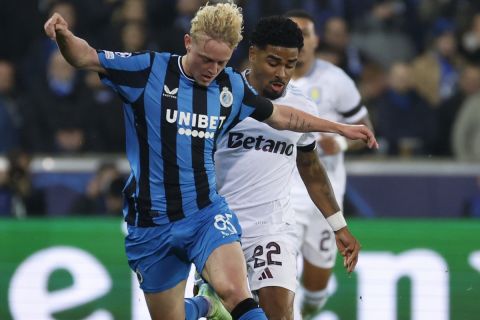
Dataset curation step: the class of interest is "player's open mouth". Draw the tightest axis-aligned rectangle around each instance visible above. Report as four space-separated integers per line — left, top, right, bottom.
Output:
201 75 213 82
270 82 285 92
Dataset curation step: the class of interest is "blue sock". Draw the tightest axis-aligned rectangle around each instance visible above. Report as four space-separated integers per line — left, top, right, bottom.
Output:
185 296 210 320
238 308 268 320
231 298 267 320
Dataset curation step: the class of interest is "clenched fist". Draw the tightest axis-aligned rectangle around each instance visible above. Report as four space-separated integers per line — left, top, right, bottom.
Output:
44 13 69 40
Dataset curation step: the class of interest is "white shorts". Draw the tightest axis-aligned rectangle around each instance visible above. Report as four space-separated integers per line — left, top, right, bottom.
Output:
242 225 300 293
292 195 337 269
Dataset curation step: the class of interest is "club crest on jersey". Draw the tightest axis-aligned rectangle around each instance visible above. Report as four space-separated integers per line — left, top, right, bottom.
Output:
220 87 233 108
309 87 322 104
115 52 132 58
163 85 178 98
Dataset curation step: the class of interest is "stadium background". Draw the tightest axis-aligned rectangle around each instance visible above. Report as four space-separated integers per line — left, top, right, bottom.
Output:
1 0 480 319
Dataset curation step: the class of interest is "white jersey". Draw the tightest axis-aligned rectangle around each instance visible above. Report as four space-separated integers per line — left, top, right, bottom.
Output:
290 59 368 208
215 71 317 237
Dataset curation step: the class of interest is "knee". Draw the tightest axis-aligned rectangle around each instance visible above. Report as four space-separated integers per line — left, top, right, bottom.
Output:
215 282 249 310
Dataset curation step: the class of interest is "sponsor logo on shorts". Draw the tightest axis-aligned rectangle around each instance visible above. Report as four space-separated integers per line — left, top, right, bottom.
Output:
258 267 273 280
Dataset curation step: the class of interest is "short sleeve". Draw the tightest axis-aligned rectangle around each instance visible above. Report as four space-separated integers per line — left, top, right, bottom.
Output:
239 78 274 122
97 50 154 103
296 98 318 152
335 71 368 123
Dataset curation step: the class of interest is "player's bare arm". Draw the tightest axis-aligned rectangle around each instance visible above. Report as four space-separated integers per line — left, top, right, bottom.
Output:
346 115 375 151
296 150 339 215
265 104 379 149
44 13 105 73
319 116 375 155
296 150 361 273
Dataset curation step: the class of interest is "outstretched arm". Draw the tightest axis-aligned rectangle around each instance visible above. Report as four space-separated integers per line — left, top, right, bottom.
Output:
265 104 378 149
296 150 361 273
319 115 375 155
44 13 105 73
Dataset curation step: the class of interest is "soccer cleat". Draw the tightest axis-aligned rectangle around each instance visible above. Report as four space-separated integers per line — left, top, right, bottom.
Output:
198 283 232 320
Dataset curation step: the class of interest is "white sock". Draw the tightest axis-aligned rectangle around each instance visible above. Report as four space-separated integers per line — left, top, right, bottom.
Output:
302 286 329 310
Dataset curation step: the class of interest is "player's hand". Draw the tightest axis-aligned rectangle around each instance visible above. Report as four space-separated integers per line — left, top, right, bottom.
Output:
334 227 361 273
318 135 341 155
44 12 69 40
337 124 378 149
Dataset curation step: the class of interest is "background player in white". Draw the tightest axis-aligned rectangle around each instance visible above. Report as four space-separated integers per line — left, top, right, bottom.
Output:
285 10 375 319
215 16 362 320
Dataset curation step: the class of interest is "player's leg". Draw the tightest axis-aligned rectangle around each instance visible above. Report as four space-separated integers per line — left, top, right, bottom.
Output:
191 199 267 319
257 287 295 320
126 224 208 320
143 280 187 319
300 259 332 312
244 229 299 320
298 214 337 318
203 242 264 316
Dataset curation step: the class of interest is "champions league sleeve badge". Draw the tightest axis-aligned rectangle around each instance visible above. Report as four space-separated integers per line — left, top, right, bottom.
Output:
220 87 233 108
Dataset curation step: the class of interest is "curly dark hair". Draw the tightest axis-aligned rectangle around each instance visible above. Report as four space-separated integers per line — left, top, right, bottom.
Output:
250 16 304 50
284 9 315 24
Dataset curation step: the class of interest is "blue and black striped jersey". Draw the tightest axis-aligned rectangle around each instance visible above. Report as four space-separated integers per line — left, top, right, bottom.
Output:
97 50 273 226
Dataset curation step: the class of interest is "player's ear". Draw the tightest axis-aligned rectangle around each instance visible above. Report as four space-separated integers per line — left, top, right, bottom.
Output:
248 46 257 63
314 34 320 50
184 34 192 52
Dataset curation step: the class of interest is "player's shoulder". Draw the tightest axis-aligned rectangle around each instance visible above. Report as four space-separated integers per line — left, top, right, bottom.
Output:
314 59 355 85
223 67 243 79
217 67 247 87
280 83 318 115
156 51 172 60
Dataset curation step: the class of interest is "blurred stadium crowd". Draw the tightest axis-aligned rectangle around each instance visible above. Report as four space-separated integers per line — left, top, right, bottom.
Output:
1 0 480 216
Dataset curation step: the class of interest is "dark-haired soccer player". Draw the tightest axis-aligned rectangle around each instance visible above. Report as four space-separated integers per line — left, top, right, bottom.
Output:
214 16 361 320
285 10 374 319
44 2 376 319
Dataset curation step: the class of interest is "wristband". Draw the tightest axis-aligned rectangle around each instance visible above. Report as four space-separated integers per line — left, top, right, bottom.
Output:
326 211 347 231
334 136 348 152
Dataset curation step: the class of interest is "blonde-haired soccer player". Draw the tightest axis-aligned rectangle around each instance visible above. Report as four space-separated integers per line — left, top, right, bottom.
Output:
44 2 377 319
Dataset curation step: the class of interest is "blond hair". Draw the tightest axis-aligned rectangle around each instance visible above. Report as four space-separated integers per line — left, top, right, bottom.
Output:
190 2 243 48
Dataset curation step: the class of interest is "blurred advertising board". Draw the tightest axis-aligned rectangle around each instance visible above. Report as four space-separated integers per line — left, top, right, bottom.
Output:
1 218 479 320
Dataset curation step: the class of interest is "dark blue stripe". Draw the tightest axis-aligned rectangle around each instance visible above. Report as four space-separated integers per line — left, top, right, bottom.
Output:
123 175 137 225
161 56 184 221
213 71 233 150
131 93 152 221
103 68 151 88
219 71 244 135
192 83 211 209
